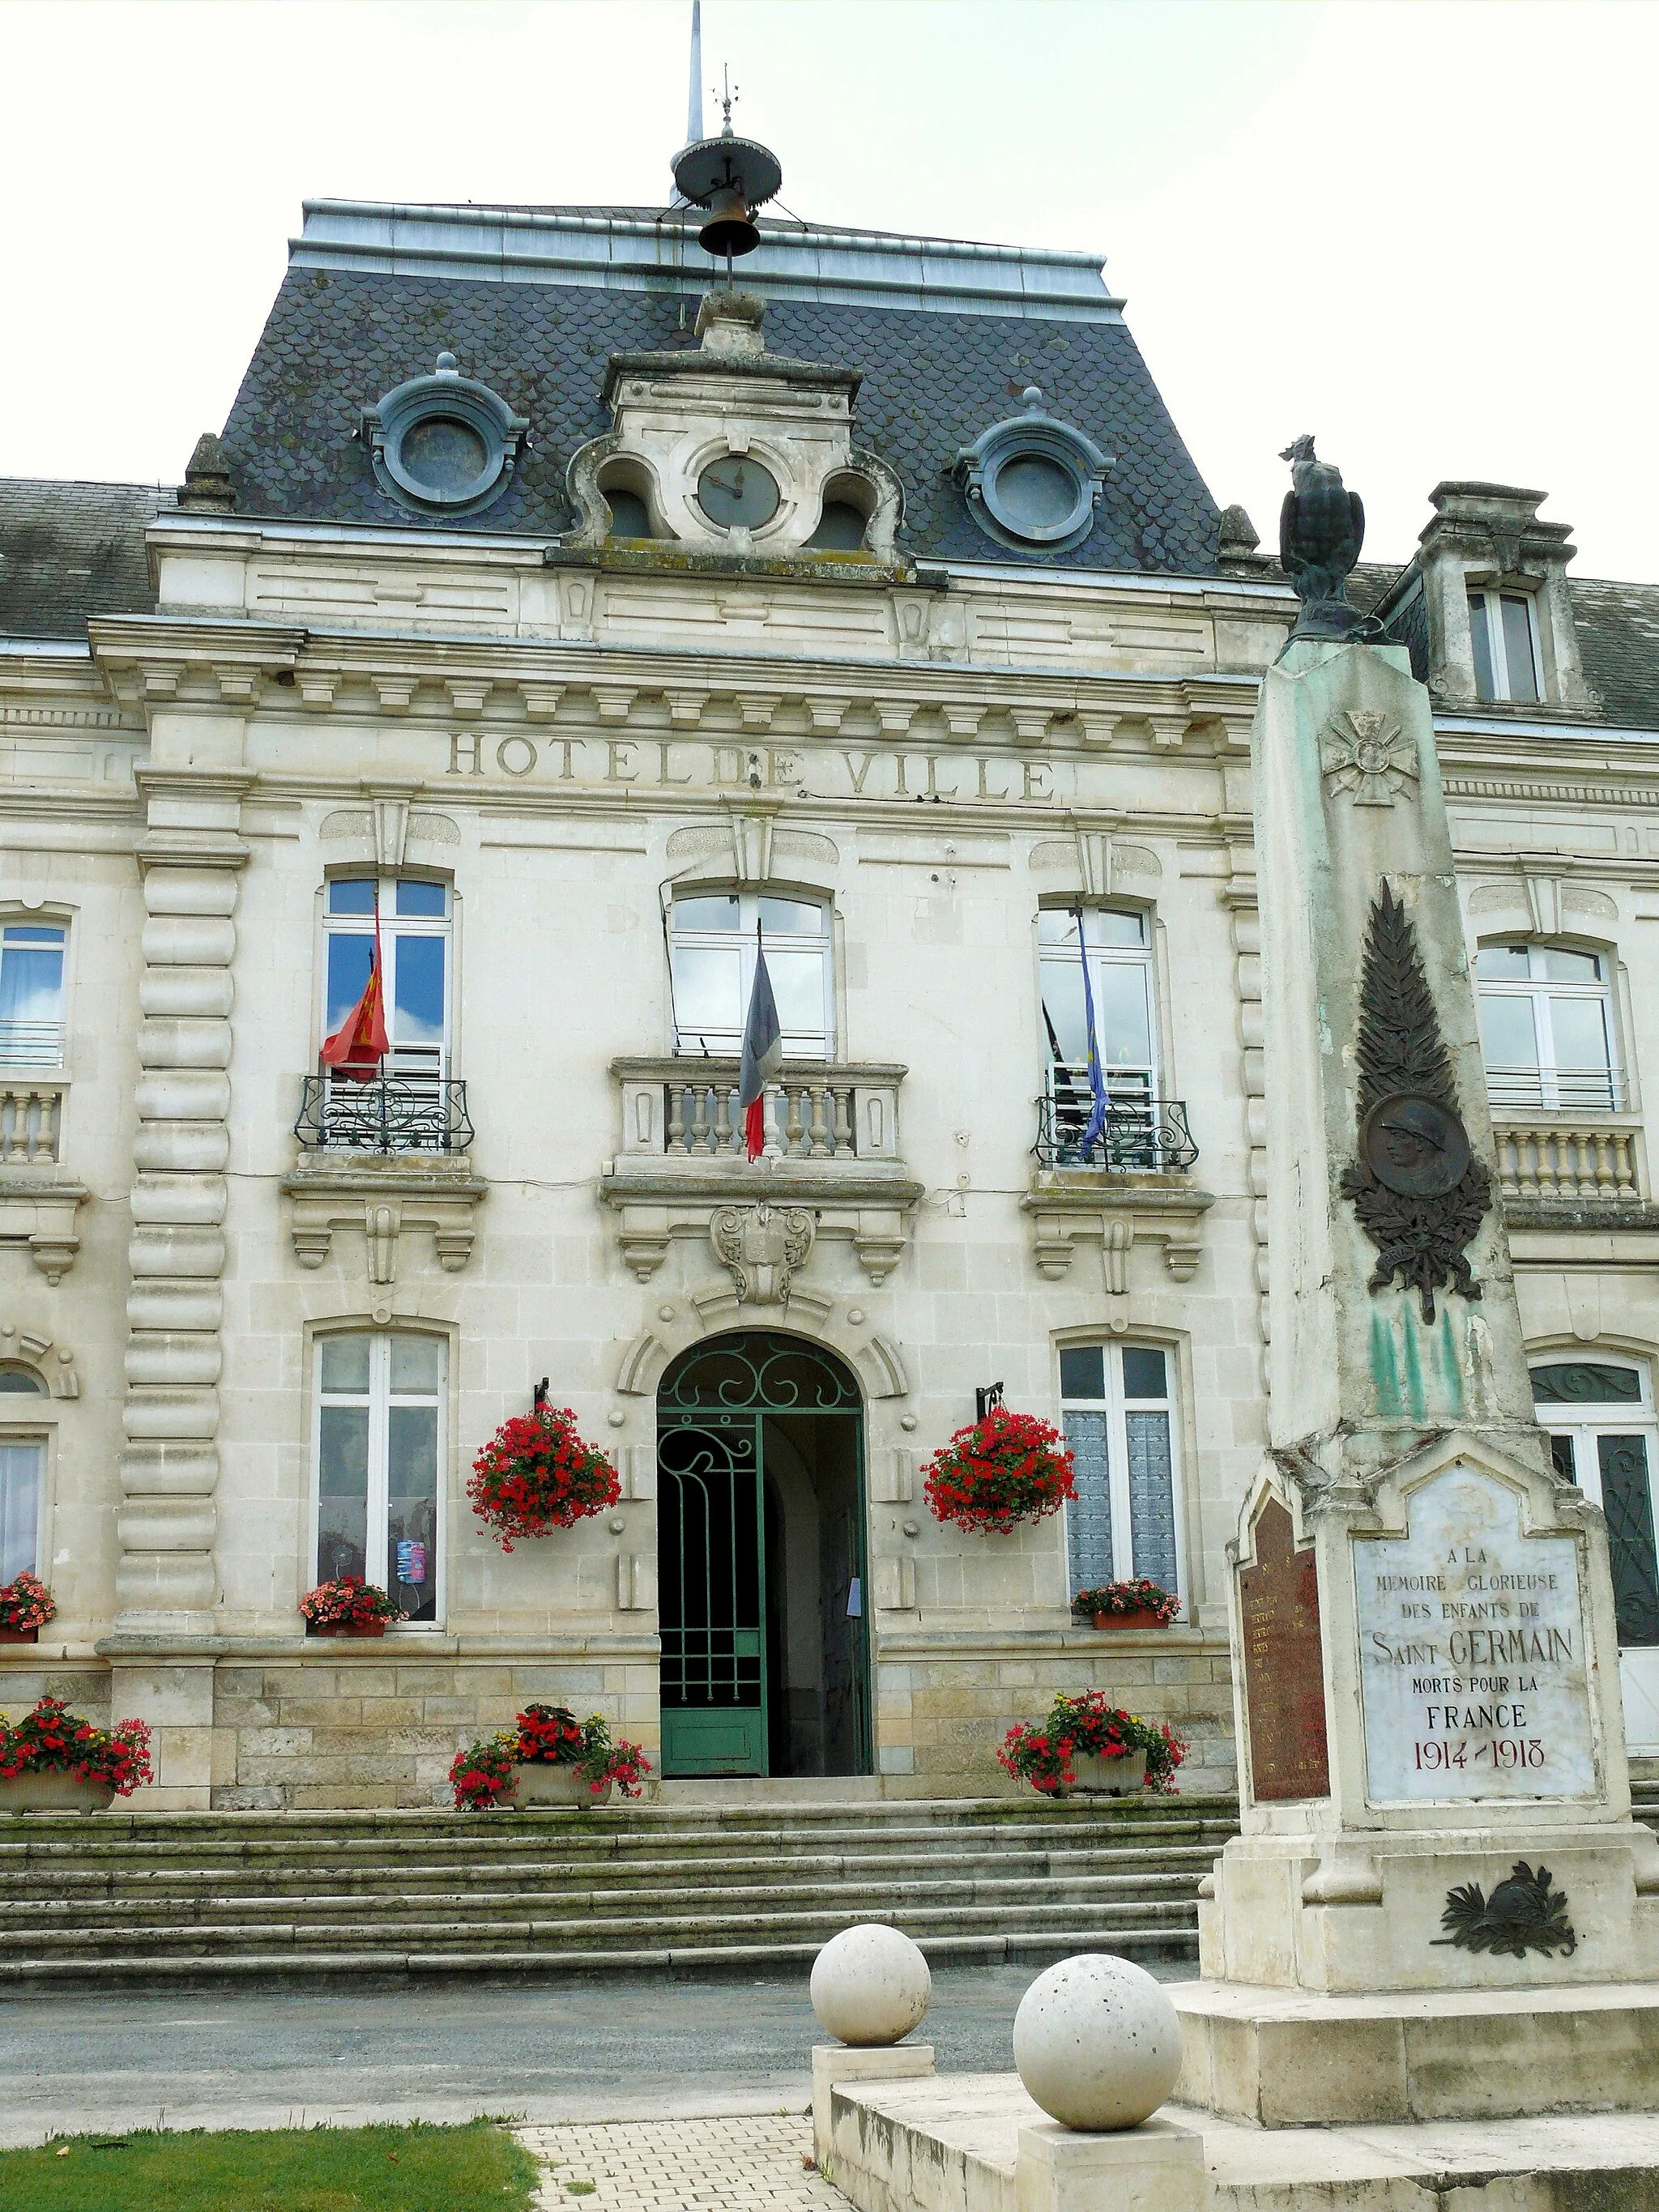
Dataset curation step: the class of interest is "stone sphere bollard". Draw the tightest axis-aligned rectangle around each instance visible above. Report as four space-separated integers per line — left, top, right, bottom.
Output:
810 1923 932 2046
1012 1954 1183 2129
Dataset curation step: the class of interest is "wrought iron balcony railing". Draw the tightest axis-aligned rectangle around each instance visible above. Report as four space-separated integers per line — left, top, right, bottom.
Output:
295 1074 474 1155
1034 1076 1198 1174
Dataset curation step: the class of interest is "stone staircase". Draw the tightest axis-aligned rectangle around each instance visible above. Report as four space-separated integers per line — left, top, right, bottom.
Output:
0 1792 1240 1988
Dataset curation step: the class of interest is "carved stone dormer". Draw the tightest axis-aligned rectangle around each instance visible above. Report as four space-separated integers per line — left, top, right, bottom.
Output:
1412 481 1598 714
565 290 902 560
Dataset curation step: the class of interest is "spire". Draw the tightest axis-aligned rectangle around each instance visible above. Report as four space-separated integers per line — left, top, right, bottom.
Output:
687 0 703 144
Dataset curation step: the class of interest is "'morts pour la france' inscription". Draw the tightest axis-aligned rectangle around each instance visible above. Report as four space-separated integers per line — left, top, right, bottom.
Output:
1354 1464 1597 1804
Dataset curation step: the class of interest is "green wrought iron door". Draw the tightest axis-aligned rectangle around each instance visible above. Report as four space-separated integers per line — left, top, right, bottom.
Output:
658 1413 769 1776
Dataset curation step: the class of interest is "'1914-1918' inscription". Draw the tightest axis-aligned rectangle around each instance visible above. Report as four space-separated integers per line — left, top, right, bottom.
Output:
1354 1464 1597 1803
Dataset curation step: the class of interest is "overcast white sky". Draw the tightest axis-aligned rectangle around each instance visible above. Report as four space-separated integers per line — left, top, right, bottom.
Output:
2 0 1654 578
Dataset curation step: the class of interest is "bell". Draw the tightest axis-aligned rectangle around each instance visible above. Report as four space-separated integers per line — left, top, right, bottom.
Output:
698 182 761 260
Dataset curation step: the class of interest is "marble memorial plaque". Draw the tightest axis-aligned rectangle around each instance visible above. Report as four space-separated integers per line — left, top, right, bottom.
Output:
1238 1495 1330 1801
1354 1464 1597 1803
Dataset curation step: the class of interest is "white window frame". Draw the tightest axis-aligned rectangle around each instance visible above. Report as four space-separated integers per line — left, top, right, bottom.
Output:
1059 1340 1185 1604
0 1366 51 1585
1476 940 1622 1111
0 918 68 1070
321 876 454 1085
1532 1357 1658 1644
310 1330 446 1628
668 889 834 1059
1468 586 1544 704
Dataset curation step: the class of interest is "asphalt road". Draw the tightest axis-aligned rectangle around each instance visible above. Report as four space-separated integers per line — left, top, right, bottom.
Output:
0 1962 1190 2146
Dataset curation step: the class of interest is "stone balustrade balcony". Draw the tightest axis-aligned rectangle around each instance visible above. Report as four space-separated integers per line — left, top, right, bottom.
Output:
0 1075 66 1166
0 1072 83 1283
1492 1111 1644 1213
602 1056 919 1286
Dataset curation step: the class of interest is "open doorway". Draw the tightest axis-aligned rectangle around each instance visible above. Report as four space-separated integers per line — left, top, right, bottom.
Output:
657 1331 870 1779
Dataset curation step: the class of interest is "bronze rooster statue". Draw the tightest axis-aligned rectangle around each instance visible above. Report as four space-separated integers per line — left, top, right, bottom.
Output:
1278 433 1367 641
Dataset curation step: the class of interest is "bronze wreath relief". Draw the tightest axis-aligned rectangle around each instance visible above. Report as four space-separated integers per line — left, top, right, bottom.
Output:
1338 881 1492 1322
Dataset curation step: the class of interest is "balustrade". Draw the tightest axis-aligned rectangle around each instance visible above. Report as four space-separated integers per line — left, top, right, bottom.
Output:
0 1081 63 1166
615 1057 903 1165
1492 1118 1640 1204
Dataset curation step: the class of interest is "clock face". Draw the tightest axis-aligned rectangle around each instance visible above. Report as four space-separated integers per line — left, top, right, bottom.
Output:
697 454 780 529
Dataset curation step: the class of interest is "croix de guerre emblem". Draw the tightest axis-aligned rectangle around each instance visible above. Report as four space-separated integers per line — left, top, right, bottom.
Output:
1319 708 1418 807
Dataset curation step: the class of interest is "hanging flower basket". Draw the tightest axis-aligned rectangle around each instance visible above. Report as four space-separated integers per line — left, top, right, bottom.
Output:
1075 1579 1181 1630
0 1694 152 1811
0 1572 55 1644
922 1408 1076 1535
467 1405 621 1553
450 1703 650 1811
999 1691 1188 1797
299 1575 405 1635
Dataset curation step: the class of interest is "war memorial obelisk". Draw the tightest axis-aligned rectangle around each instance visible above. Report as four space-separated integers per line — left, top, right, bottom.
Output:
1171 440 1659 2123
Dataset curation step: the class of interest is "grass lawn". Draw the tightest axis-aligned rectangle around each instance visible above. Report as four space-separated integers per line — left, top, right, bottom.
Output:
0 2119 542 2211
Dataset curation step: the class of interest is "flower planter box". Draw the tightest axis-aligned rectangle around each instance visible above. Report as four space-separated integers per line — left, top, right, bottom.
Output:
0 1629 39 1645
1090 1609 1170 1631
0 1772 117 1813
310 1621 389 1639
1065 1750 1147 1797
511 1762 612 1808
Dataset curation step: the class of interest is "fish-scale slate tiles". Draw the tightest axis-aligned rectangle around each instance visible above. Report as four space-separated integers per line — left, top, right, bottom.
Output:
219 264 1221 575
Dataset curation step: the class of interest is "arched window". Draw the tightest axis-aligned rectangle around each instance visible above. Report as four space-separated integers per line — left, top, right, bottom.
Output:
668 891 833 1059
1477 943 1619 1110
1532 1359 1659 1660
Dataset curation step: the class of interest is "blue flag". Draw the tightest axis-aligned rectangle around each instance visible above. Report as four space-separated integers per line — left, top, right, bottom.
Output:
1077 911 1108 1152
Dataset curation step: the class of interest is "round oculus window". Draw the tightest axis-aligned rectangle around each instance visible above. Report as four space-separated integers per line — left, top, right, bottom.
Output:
697 454 780 529
990 453 1082 536
399 415 490 497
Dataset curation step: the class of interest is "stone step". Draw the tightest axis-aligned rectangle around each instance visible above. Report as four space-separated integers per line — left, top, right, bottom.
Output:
0 1894 1201 1961
1 1841 1218 1899
0 1865 1204 1928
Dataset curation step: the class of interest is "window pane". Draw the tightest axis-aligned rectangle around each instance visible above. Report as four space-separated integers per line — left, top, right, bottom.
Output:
328 879 377 915
1547 994 1611 1076
1479 990 1540 1071
0 941 65 1058
317 1405 369 1583
0 1366 45 1396
1469 594 1496 700
0 1443 41 1581
766 948 828 1040
1062 1410 1114 1591
1039 957 1087 1064
1541 948 1601 984
395 880 446 918
1532 1362 1643 1404
1038 910 1081 947
674 894 740 932
325 935 373 1035
390 1336 446 1395
1549 1434 1579 1483
2 927 65 948
1090 909 1146 948
672 944 743 1045
1597 1434 1659 1645
388 1406 440 1625
758 897 823 936
1121 1346 1168 1400
1092 961 1153 1068
1501 596 1538 702
1476 945 1532 979
1060 1345 1105 1400
392 933 446 1046
1126 1411 1178 1592
320 1335 372 1394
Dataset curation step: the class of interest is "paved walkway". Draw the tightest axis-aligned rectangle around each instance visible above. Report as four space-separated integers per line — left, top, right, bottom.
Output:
524 2114 838 2212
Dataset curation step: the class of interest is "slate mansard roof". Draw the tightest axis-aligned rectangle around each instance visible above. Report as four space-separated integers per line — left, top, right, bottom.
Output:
211 199 1222 574
0 478 173 641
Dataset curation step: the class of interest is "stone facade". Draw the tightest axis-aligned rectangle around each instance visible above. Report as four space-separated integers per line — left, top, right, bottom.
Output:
2 194 1658 1809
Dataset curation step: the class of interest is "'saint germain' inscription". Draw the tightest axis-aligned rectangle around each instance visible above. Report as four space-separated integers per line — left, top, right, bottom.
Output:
446 734 1057 802
1354 1465 1597 1804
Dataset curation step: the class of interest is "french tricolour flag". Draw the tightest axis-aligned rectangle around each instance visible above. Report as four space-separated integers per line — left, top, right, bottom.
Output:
737 947 783 1161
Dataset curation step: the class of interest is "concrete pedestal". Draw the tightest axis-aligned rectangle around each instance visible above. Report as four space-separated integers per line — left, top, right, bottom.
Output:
1015 2119 1205 2212
812 2041 935 2172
